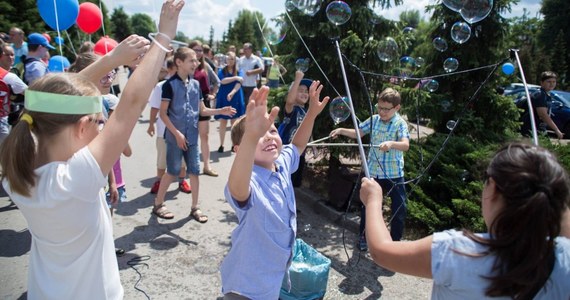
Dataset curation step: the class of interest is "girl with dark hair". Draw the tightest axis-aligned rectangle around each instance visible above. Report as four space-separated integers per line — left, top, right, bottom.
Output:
360 142 570 299
0 1 183 298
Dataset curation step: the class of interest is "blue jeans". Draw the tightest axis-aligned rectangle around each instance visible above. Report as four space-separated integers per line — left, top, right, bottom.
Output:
165 142 200 176
359 177 407 241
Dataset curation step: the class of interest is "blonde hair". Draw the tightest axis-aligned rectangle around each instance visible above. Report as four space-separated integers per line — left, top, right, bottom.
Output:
0 73 100 196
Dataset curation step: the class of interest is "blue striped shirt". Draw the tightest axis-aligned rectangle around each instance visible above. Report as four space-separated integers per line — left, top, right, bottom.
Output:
359 113 409 179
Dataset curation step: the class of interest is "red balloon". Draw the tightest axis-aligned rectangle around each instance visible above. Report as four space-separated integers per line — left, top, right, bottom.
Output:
42 33 51 43
94 36 118 55
76 2 102 34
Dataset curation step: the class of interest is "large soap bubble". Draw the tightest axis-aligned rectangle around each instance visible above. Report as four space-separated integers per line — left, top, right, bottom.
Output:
295 58 310 72
294 0 322 16
432 37 448 52
460 0 493 24
329 96 351 125
263 13 287 45
446 120 457 130
402 26 415 35
442 0 463 12
399 56 416 79
215 53 227 69
424 79 439 92
326 1 351 26
443 57 459 73
376 37 399 62
440 100 452 112
285 0 297 12
451 21 471 44
415 57 425 68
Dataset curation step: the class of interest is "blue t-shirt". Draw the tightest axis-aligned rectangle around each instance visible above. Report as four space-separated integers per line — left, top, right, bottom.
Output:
431 229 570 299
278 106 306 144
161 73 202 146
221 145 300 299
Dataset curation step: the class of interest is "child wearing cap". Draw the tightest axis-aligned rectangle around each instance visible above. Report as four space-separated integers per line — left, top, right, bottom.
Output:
23 33 55 84
277 70 312 187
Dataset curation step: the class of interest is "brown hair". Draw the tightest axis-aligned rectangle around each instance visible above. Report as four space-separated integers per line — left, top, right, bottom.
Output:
188 40 205 70
173 47 195 68
540 71 557 82
78 41 95 53
464 142 569 298
230 116 247 146
223 51 238 77
68 52 99 73
0 73 100 196
377 87 401 106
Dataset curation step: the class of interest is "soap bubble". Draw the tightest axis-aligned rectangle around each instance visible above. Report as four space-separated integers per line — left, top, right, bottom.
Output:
433 37 448 52
460 0 493 24
294 0 322 16
376 37 399 62
446 120 457 130
326 1 351 25
424 79 439 92
443 57 459 73
303 224 312 231
399 56 416 79
451 21 471 44
285 0 296 12
442 0 463 12
214 53 226 69
295 58 310 72
415 57 425 68
329 96 351 124
502 62 515 75
440 100 451 112
367 0 385 25
263 13 287 45
402 26 415 34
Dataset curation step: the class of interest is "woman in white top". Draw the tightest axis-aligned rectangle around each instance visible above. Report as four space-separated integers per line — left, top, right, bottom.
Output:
0 1 184 298
360 142 570 299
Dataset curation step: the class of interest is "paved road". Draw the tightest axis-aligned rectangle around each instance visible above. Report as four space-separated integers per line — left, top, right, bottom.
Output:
0 91 432 299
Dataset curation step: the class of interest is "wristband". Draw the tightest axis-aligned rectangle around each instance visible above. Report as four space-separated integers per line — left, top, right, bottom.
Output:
148 32 172 53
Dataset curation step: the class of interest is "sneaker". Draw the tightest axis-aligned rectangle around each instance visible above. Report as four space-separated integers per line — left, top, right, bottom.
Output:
217 146 224 153
179 180 192 193
115 248 125 256
150 180 160 194
358 235 368 251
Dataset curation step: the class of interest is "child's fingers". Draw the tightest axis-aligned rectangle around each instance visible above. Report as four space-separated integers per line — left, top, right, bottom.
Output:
268 106 280 124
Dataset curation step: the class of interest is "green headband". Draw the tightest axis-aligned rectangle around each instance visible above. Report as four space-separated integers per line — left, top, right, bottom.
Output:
25 90 102 114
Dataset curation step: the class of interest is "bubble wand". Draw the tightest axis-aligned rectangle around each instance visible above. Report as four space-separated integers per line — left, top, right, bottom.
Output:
333 39 370 179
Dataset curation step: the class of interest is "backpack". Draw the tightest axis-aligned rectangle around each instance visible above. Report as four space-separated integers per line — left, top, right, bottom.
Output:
21 56 41 85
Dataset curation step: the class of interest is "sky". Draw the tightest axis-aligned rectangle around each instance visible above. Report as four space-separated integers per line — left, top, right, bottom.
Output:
101 0 542 46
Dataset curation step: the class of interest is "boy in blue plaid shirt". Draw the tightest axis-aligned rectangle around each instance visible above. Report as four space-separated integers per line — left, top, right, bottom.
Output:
330 88 409 250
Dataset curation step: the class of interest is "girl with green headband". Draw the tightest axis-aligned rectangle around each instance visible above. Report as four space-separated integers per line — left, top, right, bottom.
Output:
0 1 185 298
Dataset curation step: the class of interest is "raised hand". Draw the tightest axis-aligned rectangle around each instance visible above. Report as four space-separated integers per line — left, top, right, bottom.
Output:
158 0 185 39
307 80 330 117
244 86 279 140
110 35 150 66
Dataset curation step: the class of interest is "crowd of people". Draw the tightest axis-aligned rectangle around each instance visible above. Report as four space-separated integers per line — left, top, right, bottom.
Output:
0 1 569 298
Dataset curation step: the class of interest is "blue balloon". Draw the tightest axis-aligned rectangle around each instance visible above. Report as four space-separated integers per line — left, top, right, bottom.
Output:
37 0 79 31
48 55 70 72
502 62 515 75
54 36 64 45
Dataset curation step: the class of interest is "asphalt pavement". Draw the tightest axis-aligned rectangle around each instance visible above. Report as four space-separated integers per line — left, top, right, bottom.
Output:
0 68 432 299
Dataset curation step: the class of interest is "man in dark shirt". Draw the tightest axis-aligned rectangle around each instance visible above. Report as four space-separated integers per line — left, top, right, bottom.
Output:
521 71 564 139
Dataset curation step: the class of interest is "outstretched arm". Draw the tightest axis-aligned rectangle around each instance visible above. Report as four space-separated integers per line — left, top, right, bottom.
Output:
292 80 329 153
360 178 433 278
285 71 304 114
89 0 184 175
228 87 279 202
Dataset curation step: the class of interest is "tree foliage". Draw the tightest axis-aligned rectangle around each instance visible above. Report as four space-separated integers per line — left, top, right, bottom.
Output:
131 13 156 39
223 10 265 53
110 6 132 43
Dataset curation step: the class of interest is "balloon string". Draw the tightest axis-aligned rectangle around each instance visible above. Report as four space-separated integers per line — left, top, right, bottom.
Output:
98 0 109 54
64 30 77 56
50 0 66 72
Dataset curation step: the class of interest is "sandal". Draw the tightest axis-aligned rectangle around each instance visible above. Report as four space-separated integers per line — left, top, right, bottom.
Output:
153 203 174 219
190 207 208 223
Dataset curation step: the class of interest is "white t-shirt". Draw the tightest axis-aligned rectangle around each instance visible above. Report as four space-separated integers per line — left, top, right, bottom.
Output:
238 55 264 87
2 71 28 94
431 229 570 299
148 81 166 138
2 147 123 299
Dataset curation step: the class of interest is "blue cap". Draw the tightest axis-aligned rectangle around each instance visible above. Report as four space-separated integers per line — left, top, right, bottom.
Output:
300 78 313 88
28 33 55 50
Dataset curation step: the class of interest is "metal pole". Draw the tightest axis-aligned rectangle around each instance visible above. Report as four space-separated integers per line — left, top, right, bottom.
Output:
333 40 371 178
511 49 539 146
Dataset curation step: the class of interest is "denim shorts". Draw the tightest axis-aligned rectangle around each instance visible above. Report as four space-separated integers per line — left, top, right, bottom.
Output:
166 141 200 176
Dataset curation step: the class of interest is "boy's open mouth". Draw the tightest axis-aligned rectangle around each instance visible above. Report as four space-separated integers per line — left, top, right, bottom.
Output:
263 144 277 152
